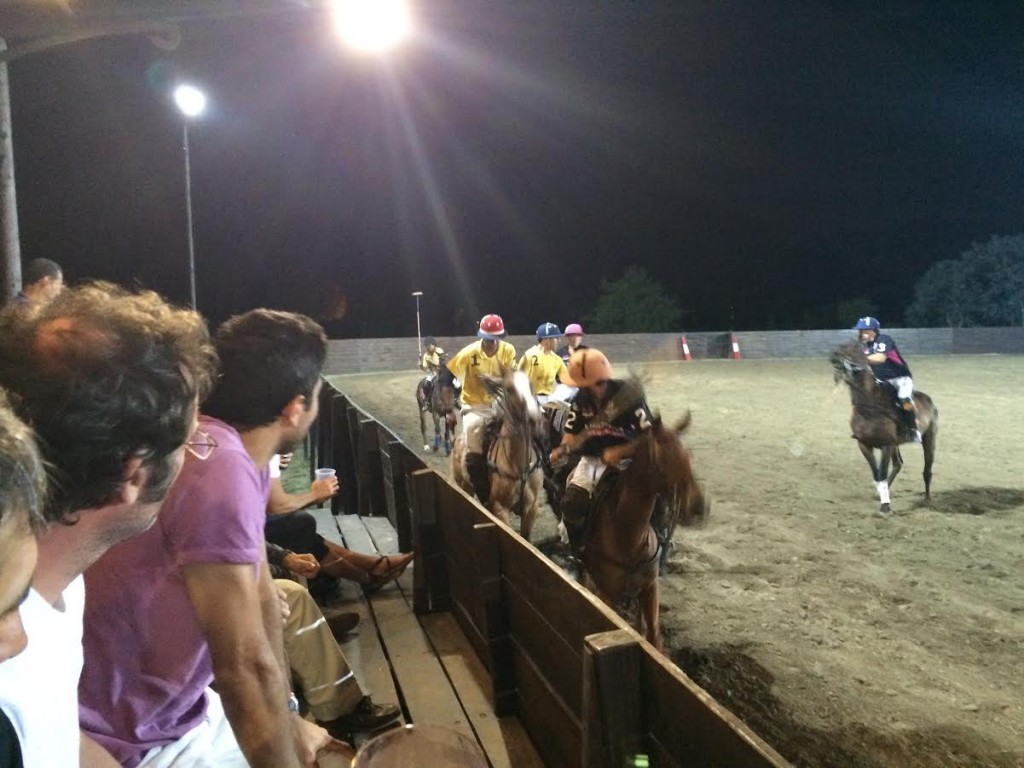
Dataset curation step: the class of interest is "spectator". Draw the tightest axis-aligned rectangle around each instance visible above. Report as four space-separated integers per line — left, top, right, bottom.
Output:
0 282 217 767
0 399 47 767
79 310 396 768
266 454 413 597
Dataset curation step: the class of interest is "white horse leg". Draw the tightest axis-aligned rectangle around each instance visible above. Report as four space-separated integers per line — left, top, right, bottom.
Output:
876 480 892 517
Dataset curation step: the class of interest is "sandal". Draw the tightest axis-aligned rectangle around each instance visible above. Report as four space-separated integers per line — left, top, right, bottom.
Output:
363 553 415 590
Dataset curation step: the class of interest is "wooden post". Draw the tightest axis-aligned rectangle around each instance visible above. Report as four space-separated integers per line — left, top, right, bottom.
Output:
582 630 645 768
357 418 377 516
474 522 517 716
409 470 449 614
327 393 347 514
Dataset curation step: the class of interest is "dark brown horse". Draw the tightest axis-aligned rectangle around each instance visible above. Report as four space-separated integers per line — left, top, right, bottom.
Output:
416 360 458 455
831 343 938 516
582 412 708 649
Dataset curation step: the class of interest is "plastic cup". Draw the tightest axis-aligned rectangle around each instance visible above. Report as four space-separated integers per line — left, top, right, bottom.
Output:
352 724 486 767
314 468 336 481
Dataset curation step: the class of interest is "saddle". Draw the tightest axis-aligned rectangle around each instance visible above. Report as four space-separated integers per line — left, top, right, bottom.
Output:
875 380 917 437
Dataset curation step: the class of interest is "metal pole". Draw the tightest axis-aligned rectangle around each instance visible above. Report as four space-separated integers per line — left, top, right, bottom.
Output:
415 294 422 357
182 121 197 309
0 39 22 301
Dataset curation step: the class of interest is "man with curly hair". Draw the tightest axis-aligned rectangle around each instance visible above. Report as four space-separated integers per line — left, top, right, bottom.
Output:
0 282 217 767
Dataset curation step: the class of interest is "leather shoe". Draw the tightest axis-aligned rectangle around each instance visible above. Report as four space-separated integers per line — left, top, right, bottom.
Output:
320 697 400 735
326 611 360 639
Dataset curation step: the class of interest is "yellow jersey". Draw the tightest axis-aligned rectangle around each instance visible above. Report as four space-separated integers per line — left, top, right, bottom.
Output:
420 347 445 372
516 344 569 397
447 339 517 406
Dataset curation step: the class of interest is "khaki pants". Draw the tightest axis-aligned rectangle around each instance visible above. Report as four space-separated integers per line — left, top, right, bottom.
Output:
278 579 364 721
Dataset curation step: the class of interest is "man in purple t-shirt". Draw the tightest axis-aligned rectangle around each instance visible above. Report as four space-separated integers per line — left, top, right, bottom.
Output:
79 310 390 768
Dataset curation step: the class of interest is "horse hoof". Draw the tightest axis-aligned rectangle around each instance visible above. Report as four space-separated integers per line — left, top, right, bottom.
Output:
423 444 431 452
878 503 892 518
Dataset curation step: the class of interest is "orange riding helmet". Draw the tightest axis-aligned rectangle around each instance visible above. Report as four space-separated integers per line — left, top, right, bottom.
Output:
562 348 613 388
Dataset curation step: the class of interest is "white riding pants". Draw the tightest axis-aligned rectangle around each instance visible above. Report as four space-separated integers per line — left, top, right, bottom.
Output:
461 405 492 454
885 376 914 400
566 455 608 495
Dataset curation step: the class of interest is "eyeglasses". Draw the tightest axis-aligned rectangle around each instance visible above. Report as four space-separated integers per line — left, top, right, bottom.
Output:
184 431 218 461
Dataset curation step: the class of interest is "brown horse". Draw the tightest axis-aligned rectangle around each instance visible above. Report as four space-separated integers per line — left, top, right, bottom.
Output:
416 360 458 455
451 368 549 541
831 343 938 516
582 412 708 650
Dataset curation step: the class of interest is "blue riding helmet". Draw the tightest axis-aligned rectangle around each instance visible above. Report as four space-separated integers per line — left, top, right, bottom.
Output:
424 336 437 347
854 316 880 331
536 322 562 339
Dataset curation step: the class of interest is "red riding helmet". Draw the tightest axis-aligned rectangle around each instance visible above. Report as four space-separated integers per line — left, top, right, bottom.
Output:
477 314 507 340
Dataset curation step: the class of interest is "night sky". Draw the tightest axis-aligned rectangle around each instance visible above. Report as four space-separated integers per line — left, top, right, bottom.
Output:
8 1 1024 337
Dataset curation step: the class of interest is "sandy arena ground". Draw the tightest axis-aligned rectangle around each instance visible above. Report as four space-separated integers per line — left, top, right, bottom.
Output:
329 354 1023 768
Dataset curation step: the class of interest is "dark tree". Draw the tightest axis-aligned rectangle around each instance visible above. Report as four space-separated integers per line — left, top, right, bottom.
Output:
906 235 1024 327
586 266 682 332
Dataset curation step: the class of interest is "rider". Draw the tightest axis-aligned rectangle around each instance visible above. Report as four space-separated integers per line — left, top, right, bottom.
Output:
548 348 654 556
854 316 921 443
555 322 588 366
517 322 570 405
447 314 517 503
419 336 445 409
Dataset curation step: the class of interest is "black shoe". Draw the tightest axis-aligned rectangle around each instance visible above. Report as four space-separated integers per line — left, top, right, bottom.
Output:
325 611 360 639
321 697 401 734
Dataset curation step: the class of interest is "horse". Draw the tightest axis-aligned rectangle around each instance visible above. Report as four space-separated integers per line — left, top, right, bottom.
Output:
451 367 549 541
416 359 458 455
830 342 938 516
580 412 708 650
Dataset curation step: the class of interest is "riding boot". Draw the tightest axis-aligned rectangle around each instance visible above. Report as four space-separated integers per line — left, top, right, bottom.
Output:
465 452 491 504
560 485 591 558
899 399 921 442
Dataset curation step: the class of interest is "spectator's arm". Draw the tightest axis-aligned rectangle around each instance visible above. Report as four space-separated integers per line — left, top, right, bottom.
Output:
266 475 337 517
183 562 300 768
266 541 292 579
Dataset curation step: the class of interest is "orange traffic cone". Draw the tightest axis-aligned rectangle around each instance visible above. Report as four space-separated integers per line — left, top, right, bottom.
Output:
730 333 741 360
680 335 692 361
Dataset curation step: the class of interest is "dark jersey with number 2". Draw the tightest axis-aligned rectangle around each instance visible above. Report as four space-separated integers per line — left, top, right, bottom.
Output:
563 379 653 457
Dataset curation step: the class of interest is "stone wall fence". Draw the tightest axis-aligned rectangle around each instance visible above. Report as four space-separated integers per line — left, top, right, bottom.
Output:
324 327 1024 375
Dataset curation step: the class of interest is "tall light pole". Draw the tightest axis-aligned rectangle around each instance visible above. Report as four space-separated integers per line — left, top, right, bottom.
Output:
172 84 206 309
412 290 423 358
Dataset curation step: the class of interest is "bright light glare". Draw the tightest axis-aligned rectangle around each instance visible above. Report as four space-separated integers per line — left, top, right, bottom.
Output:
173 85 207 118
331 0 412 53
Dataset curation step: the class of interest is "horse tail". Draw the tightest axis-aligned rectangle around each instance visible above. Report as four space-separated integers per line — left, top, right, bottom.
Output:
673 411 693 436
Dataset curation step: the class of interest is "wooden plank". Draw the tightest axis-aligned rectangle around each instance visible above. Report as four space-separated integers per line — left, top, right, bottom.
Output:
380 442 399 531
505 577 583 714
409 470 449 614
336 514 378 556
582 630 643 768
419 612 545 768
308 506 343 545
473 523 516 716
356 418 378 517
498 527 621 652
331 393 356 515
361 515 401 556
640 651 791 768
394 444 425 553
367 588 475 743
513 640 581 768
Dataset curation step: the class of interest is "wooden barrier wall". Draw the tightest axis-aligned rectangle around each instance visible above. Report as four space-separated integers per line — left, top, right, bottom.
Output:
316 379 790 768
